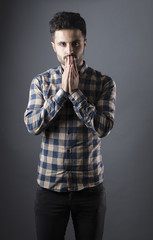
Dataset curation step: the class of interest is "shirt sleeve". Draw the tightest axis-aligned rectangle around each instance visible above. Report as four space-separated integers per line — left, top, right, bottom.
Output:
68 77 116 138
24 77 68 135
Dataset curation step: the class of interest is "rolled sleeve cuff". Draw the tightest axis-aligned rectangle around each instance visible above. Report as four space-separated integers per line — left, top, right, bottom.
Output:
69 89 86 106
54 88 69 106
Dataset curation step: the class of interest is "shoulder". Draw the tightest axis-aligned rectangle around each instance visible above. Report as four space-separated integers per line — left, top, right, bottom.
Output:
34 66 60 80
86 66 116 87
31 66 61 85
86 66 103 78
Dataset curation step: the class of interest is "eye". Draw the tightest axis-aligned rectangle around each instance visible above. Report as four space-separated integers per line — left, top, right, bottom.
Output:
59 42 66 47
72 41 80 47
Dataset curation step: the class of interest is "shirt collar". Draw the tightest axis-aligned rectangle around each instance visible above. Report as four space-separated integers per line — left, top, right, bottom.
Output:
57 60 88 75
79 61 88 75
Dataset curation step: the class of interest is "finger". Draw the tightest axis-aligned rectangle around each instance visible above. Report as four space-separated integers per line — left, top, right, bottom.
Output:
66 56 70 65
73 58 78 76
70 60 75 78
69 56 71 65
70 55 74 64
68 64 72 92
72 57 76 69
64 56 68 68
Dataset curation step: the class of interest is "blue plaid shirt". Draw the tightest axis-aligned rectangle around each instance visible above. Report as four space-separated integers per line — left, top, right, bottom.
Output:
24 62 116 192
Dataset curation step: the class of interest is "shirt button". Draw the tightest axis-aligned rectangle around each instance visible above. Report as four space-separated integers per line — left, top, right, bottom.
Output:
67 149 70 153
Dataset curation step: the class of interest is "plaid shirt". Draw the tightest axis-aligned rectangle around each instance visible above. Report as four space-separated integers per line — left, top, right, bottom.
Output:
24 62 116 192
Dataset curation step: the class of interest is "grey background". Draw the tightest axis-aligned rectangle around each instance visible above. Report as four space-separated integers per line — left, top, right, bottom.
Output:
1 0 153 239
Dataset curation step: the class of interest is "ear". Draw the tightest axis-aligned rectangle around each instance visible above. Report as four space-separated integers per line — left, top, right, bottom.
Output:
84 39 87 48
51 41 56 52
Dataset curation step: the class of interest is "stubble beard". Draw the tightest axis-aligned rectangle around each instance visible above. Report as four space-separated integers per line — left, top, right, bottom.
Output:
56 50 85 68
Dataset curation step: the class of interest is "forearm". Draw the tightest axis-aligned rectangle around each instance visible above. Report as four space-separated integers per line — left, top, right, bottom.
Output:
68 79 116 138
24 87 68 135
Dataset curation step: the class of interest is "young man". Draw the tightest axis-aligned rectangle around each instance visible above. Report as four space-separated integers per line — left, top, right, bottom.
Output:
24 12 116 240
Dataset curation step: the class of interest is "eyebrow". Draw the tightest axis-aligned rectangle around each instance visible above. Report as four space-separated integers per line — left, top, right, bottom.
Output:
58 41 65 44
58 40 81 44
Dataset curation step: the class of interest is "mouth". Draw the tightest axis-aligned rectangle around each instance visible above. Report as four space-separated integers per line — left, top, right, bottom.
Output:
64 54 77 60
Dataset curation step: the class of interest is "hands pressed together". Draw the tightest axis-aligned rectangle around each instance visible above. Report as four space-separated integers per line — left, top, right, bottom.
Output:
62 56 79 94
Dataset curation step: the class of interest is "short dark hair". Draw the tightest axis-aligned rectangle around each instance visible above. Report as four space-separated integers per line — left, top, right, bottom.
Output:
49 12 86 40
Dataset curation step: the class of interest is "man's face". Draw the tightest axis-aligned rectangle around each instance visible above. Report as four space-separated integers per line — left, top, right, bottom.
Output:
51 29 87 68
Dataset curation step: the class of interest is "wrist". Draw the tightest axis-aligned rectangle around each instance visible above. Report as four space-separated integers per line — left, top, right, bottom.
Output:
61 85 69 93
69 88 78 95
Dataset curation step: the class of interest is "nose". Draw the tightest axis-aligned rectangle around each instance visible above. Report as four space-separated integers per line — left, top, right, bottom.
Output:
66 43 74 55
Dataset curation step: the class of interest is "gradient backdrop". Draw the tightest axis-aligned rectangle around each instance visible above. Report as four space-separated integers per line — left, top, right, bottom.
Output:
1 0 153 239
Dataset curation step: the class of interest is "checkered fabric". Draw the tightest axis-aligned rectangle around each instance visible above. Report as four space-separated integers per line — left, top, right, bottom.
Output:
24 62 116 192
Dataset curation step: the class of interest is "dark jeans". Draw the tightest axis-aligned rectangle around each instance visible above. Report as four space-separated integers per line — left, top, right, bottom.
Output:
34 183 106 240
